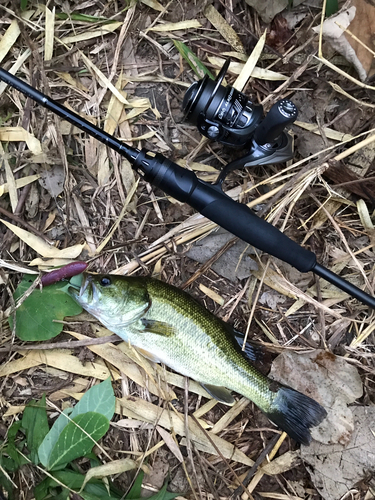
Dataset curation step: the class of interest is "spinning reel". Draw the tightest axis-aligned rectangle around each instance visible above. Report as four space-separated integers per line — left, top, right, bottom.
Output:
182 59 298 183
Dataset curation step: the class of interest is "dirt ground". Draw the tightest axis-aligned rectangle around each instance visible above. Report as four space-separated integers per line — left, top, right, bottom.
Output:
0 1 375 499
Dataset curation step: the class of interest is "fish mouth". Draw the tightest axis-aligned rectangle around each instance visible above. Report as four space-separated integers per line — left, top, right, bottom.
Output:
68 273 91 300
79 273 91 297
80 274 101 306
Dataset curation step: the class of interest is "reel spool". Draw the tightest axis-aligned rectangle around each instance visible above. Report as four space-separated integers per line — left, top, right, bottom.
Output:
183 59 298 178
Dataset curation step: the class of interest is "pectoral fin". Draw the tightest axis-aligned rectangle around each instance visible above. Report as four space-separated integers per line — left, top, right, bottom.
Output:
200 383 235 405
140 318 176 337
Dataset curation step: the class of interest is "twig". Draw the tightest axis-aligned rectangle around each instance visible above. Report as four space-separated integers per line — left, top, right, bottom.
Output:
181 236 237 289
184 378 203 500
0 205 54 244
191 414 254 500
0 335 119 352
231 433 281 499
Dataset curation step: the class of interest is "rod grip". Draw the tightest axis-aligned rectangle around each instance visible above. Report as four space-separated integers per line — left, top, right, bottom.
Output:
136 150 317 273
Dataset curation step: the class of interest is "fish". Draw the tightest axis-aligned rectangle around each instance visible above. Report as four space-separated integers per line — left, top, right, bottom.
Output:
69 273 327 445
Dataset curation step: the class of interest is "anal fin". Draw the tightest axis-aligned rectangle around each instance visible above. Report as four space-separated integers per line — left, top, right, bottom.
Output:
201 383 235 406
134 347 162 363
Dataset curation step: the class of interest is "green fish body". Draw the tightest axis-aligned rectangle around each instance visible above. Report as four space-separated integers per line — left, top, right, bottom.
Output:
69 274 326 445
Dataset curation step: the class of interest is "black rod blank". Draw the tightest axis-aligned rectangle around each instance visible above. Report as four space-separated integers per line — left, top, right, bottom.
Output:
0 67 374 309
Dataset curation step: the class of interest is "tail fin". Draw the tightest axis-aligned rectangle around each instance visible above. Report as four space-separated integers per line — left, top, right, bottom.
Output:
265 386 327 445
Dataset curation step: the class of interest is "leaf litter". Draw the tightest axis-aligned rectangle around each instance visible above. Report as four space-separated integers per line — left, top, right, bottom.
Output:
0 0 375 499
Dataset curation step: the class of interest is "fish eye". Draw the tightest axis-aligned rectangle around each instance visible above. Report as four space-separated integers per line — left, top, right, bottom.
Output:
100 277 111 287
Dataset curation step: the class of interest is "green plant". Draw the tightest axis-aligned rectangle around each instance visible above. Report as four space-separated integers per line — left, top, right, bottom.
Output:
325 0 339 17
0 379 179 499
9 275 82 341
173 40 214 79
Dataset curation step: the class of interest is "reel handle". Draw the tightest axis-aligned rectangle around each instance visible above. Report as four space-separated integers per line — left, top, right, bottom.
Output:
254 99 297 145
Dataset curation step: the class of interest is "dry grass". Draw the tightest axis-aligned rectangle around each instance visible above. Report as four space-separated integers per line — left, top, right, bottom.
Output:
0 1 375 499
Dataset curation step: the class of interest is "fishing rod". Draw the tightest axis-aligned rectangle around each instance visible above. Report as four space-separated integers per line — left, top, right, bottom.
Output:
0 65 374 309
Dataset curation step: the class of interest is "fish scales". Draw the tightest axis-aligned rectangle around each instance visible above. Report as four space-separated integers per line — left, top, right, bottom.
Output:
130 278 272 409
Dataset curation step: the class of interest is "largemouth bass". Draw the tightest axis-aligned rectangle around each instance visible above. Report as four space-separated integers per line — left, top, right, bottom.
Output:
69 273 326 445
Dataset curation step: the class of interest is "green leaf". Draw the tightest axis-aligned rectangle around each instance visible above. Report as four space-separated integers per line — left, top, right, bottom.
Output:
21 394 49 464
10 275 82 341
173 40 214 79
38 408 73 468
81 490 121 500
126 470 144 499
35 469 86 498
4 421 28 469
0 461 16 500
126 474 181 500
0 454 17 473
325 0 339 16
34 481 48 500
69 378 115 421
84 481 123 499
53 492 70 500
34 469 105 500
7 421 22 442
146 481 180 500
39 379 114 468
20 0 28 10
47 412 110 470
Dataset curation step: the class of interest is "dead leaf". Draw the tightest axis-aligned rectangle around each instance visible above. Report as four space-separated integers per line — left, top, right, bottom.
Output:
301 407 375 500
140 0 165 12
234 30 267 91
0 350 115 380
0 127 43 155
294 120 354 142
115 419 153 430
156 426 184 462
0 219 84 258
60 22 122 45
186 229 257 282
0 259 38 274
199 284 225 306
29 257 74 268
208 56 288 81
143 454 170 492
148 20 201 31
244 0 305 23
44 6 55 61
3 405 26 418
0 174 40 198
204 5 245 53
117 395 255 466
0 143 17 212
0 11 34 64
25 182 39 219
260 450 301 475
80 458 142 491
259 290 286 309
38 165 65 197
344 0 375 79
313 6 367 82
0 19 22 64
269 350 363 445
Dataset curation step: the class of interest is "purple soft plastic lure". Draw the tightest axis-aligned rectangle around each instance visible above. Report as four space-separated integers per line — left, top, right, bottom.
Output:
41 262 88 286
